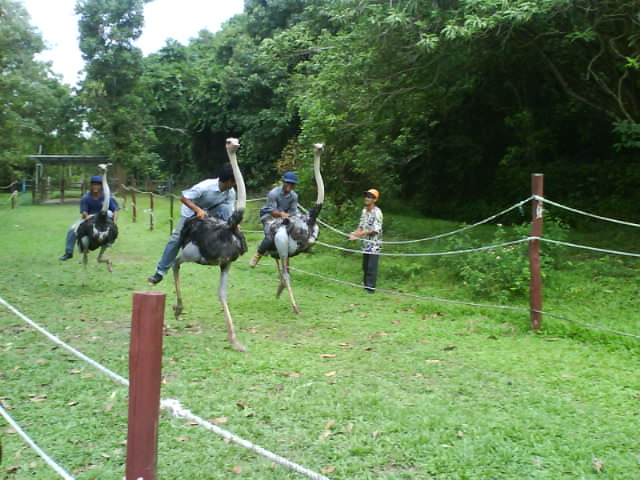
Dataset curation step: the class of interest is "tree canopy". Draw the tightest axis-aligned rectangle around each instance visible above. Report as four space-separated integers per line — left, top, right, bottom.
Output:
2 0 638 218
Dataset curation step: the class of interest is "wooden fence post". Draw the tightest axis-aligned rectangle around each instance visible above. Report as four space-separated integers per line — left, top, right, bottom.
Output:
149 192 155 231
131 177 137 223
125 291 166 480
529 174 544 330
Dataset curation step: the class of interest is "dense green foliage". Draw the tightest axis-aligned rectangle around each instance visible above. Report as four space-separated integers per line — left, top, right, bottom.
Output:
1 0 639 218
0 0 81 179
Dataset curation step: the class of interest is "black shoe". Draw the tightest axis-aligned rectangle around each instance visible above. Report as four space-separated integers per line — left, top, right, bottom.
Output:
59 253 73 261
148 273 163 285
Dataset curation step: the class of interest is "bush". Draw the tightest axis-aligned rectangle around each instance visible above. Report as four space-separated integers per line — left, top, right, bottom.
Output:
438 218 569 302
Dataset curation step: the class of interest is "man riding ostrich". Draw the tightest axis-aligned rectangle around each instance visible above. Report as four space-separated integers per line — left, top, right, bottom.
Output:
171 138 249 352
250 143 324 313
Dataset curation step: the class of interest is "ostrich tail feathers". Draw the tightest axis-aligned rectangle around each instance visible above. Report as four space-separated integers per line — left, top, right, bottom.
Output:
308 203 323 223
227 209 244 231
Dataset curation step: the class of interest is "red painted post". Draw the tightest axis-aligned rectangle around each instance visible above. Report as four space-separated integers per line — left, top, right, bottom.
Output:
126 291 166 480
529 174 544 330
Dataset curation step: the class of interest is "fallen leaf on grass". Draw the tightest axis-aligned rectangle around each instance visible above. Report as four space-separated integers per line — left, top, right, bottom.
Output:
320 354 336 358
322 466 336 473
425 359 441 364
276 371 301 378
338 342 351 347
324 371 337 377
592 457 605 473
441 345 456 351
212 417 228 425
231 465 242 474
66 401 79 407
28 394 47 402
175 436 189 442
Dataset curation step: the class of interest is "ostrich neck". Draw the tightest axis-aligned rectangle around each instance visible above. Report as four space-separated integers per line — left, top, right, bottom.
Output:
101 173 110 213
314 152 324 205
228 151 246 211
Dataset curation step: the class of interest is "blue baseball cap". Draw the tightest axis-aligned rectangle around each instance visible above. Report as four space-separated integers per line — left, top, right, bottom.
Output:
282 171 298 184
90 176 102 184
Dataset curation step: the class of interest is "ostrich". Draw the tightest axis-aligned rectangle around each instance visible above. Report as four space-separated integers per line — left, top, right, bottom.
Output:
264 143 324 314
172 138 248 352
76 164 118 274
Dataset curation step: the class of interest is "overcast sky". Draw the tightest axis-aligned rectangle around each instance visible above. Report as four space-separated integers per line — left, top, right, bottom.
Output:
21 0 245 86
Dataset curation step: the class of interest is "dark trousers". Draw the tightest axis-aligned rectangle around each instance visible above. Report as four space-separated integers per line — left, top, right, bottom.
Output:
362 252 380 293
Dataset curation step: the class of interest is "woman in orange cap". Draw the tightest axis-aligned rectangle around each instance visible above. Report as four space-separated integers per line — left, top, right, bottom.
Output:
349 188 383 293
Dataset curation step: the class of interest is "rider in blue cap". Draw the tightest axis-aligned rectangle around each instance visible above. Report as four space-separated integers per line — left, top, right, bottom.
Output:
249 171 299 267
59 175 120 261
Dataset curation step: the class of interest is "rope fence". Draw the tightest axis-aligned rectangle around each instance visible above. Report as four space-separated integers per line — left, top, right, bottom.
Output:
0 296 333 480
3 175 640 478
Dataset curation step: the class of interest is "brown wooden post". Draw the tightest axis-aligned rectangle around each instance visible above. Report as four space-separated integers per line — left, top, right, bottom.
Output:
10 179 17 209
126 291 166 480
131 177 137 223
529 174 544 330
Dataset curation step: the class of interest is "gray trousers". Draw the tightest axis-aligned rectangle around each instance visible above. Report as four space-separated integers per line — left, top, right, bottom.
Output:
362 252 379 293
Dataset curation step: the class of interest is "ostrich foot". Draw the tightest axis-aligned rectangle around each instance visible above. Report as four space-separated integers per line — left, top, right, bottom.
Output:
107 261 113 273
231 341 247 353
292 304 301 315
276 283 285 298
173 304 183 319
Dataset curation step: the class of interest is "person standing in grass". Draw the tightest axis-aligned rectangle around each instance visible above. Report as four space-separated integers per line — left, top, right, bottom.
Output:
349 188 383 294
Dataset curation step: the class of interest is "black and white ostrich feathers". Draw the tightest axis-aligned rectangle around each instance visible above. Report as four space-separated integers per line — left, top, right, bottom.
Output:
178 209 247 265
76 164 118 273
171 138 248 352
263 143 324 314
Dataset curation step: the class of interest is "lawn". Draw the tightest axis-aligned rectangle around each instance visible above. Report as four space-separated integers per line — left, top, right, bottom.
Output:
1 194 638 479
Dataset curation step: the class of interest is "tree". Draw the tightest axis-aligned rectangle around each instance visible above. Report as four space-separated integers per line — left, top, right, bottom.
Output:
0 0 81 182
76 0 157 181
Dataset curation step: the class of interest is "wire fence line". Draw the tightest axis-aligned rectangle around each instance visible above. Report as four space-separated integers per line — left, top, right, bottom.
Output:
302 197 532 244
534 195 640 228
0 404 76 480
287 267 640 339
0 296 333 480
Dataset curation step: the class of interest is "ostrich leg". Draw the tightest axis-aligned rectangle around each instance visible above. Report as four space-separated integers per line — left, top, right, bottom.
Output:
275 258 300 314
218 264 247 352
172 261 184 318
96 245 112 272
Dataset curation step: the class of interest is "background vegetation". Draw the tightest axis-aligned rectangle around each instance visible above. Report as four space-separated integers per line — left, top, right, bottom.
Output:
1 0 638 219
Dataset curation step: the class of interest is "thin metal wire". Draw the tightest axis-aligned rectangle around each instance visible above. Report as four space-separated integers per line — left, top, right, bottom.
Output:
0 404 76 480
161 400 332 480
535 195 640 228
300 197 532 244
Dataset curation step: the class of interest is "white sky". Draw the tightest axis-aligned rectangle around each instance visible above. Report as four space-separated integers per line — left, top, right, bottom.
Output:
20 0 245 87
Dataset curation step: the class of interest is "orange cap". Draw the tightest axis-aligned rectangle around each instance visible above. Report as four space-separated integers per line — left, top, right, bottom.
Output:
365 188 379 200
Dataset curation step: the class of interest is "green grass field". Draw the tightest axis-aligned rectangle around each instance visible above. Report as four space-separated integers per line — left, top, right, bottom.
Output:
1 194 638 479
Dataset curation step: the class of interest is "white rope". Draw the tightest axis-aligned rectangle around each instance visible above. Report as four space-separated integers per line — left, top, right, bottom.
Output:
1 296 331 479
288 267 640 338
315 238 531 257
160 399 332 480
0 404 76 480
0 296 129 387
534 195 640 228
301 197 532 244
535 237 640 258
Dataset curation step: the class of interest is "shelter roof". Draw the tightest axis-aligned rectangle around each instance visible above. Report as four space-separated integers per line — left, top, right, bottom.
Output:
29 155 109 166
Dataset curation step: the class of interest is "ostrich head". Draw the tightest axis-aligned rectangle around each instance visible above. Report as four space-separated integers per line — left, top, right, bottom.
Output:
225 138 245 211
